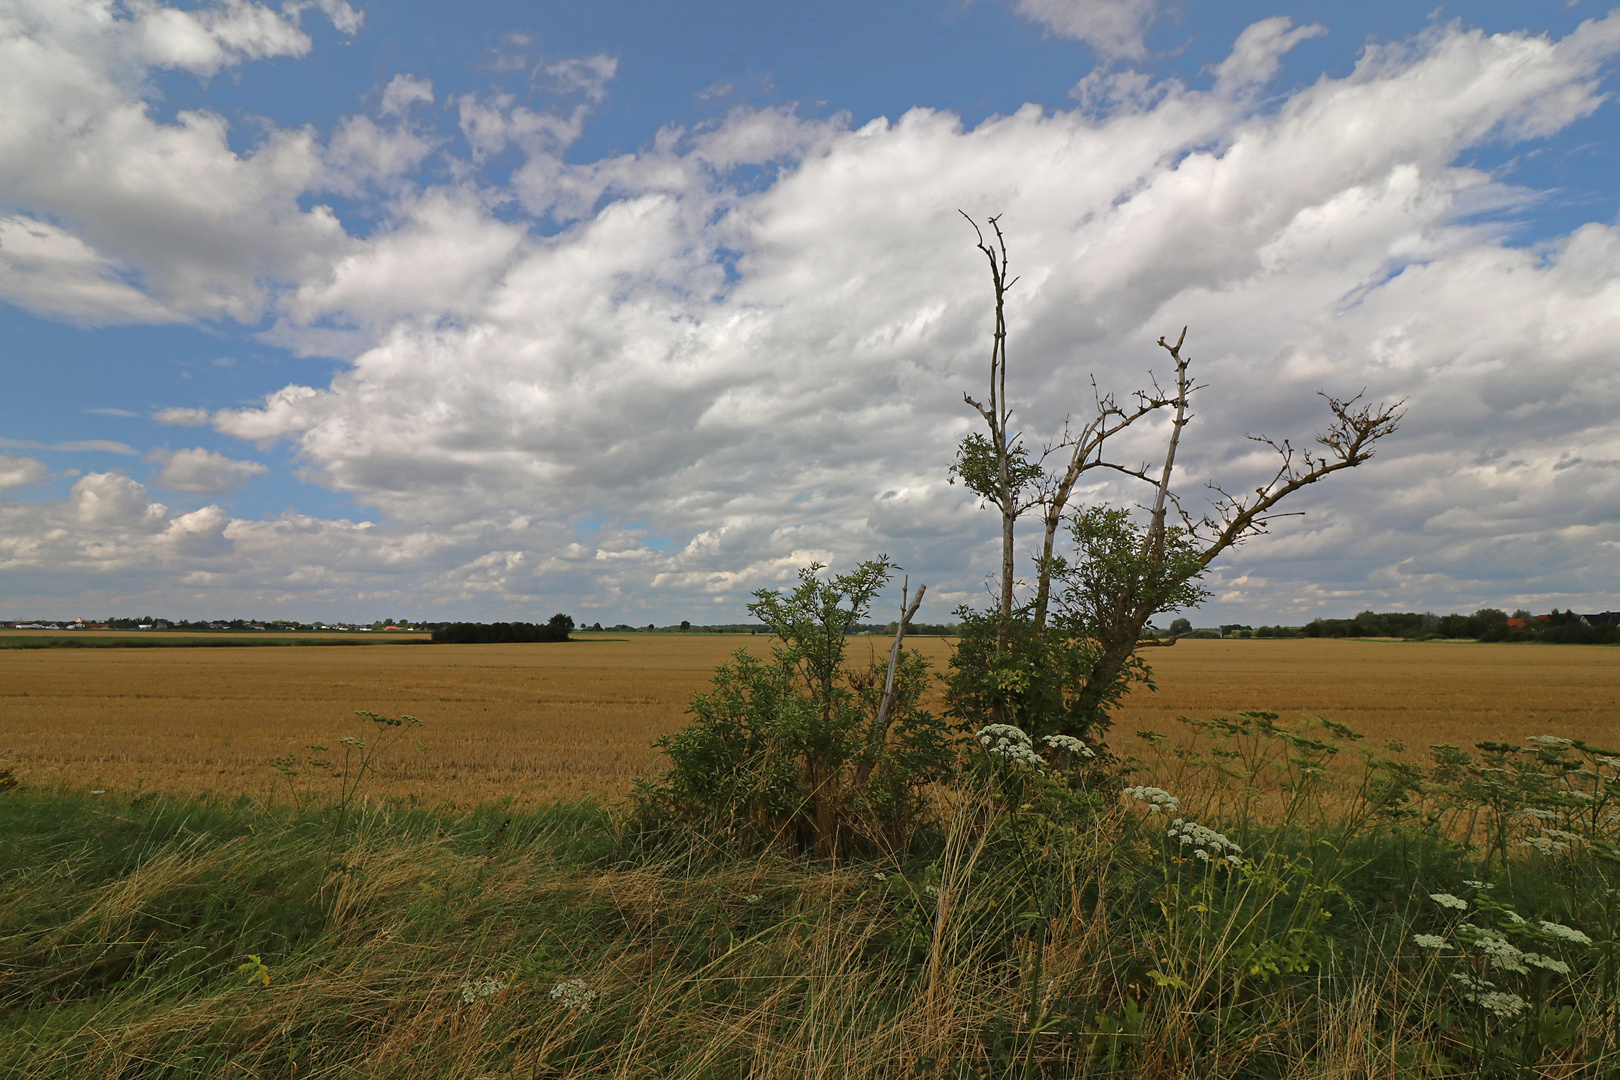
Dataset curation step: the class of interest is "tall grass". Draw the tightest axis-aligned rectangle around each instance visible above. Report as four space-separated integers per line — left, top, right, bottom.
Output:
3 716 1616 1078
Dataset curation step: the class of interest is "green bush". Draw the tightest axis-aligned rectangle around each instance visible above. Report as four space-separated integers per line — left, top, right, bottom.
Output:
632 559 952 854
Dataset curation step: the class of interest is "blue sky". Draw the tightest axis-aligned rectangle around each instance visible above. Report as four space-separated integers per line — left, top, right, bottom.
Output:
2 0 1619 624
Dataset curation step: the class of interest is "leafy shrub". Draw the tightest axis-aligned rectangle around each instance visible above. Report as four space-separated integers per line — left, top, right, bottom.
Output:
633 559 952 854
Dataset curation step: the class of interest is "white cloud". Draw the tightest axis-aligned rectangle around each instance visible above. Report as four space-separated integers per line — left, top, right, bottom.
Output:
0 0 355 322
0 215 178 323
0 455 49 491
1013 0 1164 61
148 447 269 494
1211 17 1327 93
3 12 1620 621
154 407 212 427
0 436 137 454
379 73 434 117
536 53 619 102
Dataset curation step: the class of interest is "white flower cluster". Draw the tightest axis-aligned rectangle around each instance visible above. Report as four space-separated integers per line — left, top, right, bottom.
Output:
1429 893 1468 911
1124 786 1180 814
1597 755 1620 770
1521 835 1569 856
1516 807 1557 822
976 725 1047 769
1466 932 1529 974
550 978 598 1012
1166 818 1244 866
1524 953 1572 975
1539 920 1593 945
1448 972 1527 1018
1527 735 1573 749
1042 734 1095 759
459 976 506 1004
1411 934 1451 950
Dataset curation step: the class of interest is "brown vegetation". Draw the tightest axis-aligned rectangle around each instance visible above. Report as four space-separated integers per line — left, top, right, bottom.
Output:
0 635 1615 805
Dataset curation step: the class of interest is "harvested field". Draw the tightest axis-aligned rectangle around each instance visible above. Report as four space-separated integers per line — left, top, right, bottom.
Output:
0 635 1615 805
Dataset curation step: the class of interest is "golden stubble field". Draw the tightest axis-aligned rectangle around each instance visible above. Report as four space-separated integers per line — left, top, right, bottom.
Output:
1 634 1616 806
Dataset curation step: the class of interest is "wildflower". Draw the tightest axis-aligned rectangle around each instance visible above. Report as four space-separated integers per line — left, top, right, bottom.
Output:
976 725 1047 770
1470 991 1528 1019
1567 791 1595 802
1523 953 1571 975
1166 818 1242 866
743 894 762 904
1515 807 1557 821
550 978 598 1013
873 872 888 881
1469 933 1529 974
1504 910 1527 925
977 724 1031 748
1429 893 1468 911
1521 836 1568 855
924 884 939 897
1528 735 1573 749
1461 880 1494 890
1596 755 1620 769
1542 827 1583 843
459 976 506 1004
1042 734 1095 759
1124 786 1180 814
1539 921 1593 945
90 789 106 795
1411 934 1451 950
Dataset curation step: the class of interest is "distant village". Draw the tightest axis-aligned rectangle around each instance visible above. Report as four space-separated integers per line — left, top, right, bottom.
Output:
1 618 428 632
2 608 1616 639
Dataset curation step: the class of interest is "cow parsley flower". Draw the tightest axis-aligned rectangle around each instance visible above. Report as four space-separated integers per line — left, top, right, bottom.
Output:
1528 735 1573 749
1429 893 1468 911
976 725 1047 769
1411 934 1451 950
1539 921 1593 945
459 976 506 1004
1516 808 1557 821
1124 786 1179 814
1461 880 1494 890
1470 991 1528 1019
1469 933 1528 974
550 978 598 1013
1523 953 1571 975
1042 734 1095 758
1521 836 1568 855
1166 818 1242 865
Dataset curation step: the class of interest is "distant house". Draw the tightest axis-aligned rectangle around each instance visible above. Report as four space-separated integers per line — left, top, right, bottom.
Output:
1582 611 1620 627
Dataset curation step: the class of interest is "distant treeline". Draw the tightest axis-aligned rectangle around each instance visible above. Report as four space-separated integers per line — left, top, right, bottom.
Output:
432 615 575 644
1303 608 1619 644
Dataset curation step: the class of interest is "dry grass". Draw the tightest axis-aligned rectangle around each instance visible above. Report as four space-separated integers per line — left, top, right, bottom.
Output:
1 634 1616 805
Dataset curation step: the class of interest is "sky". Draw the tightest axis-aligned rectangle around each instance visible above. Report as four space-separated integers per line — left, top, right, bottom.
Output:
1 0 1618 627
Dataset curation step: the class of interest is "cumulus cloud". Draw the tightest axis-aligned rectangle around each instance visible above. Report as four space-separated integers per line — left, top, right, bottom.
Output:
1013 0 1164 61
0 455 49 491
3 10 1620 621
147 447 269 495
0 0 353 322
153 407 212 427
0 215 178 323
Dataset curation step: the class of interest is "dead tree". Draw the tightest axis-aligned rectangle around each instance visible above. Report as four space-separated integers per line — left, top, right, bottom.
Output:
952 215 1404 741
